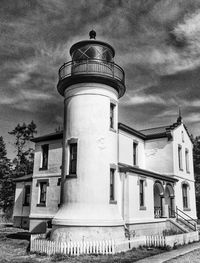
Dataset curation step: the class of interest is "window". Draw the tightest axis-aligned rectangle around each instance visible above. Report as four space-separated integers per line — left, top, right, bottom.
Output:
40 144 49 170
185 149 189 173
39 182 47 205
182 131 184 142
178 145 182 170
69 143 77 174
133 142 138 166
139 180 144 207
110 168 115 202
182 184 188 209
110 103 115 130
23 185 31 206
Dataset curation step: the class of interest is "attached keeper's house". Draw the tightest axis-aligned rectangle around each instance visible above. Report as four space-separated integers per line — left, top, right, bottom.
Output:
13 31 197 242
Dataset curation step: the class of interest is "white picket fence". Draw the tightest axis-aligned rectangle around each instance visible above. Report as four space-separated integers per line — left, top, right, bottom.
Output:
146 235 166 247
30 231 199 256
30 235 115 256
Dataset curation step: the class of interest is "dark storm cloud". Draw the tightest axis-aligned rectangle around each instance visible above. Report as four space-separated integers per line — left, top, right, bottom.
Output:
0 0 200 154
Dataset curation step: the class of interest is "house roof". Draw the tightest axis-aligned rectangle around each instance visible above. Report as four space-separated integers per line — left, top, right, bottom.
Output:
14 174 33 182
31 119 190 143
118 163 178 183
118 123 173 140
31 131 63 143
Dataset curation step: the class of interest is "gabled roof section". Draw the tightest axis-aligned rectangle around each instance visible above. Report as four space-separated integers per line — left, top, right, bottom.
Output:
118 122 172 140
31 131 63 143
118 123 145 139
118 163 178 183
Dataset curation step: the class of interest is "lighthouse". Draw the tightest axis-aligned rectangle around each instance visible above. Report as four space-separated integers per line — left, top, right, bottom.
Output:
51 31 126 242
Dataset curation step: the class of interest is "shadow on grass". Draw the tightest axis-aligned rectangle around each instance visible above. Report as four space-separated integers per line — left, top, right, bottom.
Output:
6 232 31 241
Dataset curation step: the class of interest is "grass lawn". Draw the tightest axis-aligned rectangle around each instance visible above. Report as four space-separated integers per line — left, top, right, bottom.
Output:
0 225 167 263
164 248 200 263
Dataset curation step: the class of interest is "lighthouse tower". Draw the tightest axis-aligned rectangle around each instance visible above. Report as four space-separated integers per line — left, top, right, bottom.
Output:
51 31 126 242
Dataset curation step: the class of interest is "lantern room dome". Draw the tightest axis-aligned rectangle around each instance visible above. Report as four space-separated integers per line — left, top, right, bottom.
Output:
57 31 125 98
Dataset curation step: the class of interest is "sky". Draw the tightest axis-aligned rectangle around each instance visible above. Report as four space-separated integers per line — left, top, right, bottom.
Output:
1 0 200 159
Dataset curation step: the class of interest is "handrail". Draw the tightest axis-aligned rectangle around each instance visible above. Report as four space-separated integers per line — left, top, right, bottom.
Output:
58 58 125 84
175 206 197 231
176 207 197 223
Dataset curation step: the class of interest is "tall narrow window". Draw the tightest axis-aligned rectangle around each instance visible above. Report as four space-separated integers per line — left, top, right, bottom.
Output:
133 142 138 166
139 180 144 207
110 168 115 201
185 149 189 173
181 131 184 142
24 185 31 206
39 182 47 205
41 144 49 170
110 103 115 129
178 145 182 170
182 184 188 209
69 143 77 174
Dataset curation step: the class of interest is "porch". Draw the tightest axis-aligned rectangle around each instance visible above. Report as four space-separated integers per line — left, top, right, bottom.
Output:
154 180 175 219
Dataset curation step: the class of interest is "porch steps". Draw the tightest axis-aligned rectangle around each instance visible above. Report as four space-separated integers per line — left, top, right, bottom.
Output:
167 219 189 233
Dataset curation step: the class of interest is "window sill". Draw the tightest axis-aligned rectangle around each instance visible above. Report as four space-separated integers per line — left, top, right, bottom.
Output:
39 167 48 171
66 174 77 179
37 203 46 207
186 171 190 174
110 128 117 133
183 208 191 211
140 206 146 210
109 200 117 204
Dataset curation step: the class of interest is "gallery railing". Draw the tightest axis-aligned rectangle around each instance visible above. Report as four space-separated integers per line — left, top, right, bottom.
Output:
58 59 125 84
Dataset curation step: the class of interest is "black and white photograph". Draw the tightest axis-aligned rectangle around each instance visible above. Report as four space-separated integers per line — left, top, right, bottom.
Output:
0 1 200 262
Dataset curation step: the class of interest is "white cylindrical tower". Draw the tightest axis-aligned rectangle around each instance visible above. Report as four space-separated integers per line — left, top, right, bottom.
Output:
51 31 126 242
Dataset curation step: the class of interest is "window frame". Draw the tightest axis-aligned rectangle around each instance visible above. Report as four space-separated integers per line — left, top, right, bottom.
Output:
67 138 78 178
36 179 49 207
138 177 146 210
39 144 49 170
69 143 77 175
133 141 138 166
185 149 190 173
109 166 117 204
110 101 116 131
23 185 31 206
178 145 183 171
182 183 189 209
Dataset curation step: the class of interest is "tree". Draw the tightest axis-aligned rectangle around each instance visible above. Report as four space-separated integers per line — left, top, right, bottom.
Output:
0 136 14 214
192 135 200 218
9 121 37 177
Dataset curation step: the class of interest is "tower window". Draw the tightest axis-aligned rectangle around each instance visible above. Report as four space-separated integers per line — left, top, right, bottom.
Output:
110 168 115 202
23 185 31 206
133 142 138 166
110 103 115 130
69 143 77 175
40 144 49 170
178 145 182 170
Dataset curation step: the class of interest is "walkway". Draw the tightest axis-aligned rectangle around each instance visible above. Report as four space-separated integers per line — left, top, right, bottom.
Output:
136 242 200 263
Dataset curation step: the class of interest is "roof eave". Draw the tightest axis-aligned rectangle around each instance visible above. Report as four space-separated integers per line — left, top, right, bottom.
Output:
118 163 178 183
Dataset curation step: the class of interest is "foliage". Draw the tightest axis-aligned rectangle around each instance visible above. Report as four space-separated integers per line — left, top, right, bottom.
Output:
9 121 37 177
0 136 14 213
191 135 200 218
